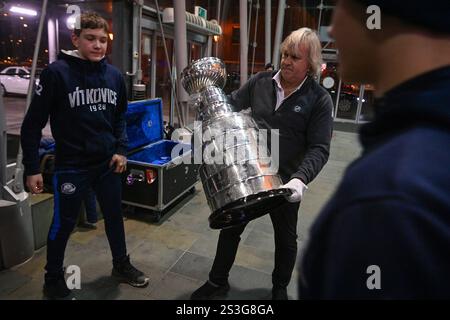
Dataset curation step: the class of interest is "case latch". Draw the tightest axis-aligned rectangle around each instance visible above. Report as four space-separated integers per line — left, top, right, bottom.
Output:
126 169 145 185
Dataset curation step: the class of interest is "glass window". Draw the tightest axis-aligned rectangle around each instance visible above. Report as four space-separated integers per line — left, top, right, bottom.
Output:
141 33 153 97
155 36 174 121
336 82 360 121
320 61 339 109
189 42 202 63
5 68 16 75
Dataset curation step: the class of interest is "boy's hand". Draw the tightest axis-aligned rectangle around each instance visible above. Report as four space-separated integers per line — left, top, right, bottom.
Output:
109 154 127 173
26 174 44 194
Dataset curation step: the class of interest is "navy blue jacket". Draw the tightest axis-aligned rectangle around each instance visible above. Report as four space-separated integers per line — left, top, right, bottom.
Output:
299 66 450 299
21 51 128 176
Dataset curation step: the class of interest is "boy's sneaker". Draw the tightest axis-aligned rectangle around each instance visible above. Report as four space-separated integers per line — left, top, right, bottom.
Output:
112 255 149 287
43 271 71 299
190 280 230 300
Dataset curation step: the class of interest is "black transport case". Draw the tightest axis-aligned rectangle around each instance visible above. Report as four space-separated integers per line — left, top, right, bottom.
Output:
121 98 199 220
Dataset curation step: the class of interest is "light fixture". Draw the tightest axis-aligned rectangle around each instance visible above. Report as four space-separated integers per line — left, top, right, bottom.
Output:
10 6 37 17
66 16 79 30
23 24 28 27
109 33 114 41
213 35 220 42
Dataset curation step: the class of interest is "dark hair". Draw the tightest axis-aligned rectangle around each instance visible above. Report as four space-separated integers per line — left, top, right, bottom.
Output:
74 12 109 37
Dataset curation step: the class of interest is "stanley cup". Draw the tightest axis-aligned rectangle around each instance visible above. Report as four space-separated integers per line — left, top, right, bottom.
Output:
181 57 290 229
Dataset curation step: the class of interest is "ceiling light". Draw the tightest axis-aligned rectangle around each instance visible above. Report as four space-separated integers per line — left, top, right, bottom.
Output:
9 6 37 16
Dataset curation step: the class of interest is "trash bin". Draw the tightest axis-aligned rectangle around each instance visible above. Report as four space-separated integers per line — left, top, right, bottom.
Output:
0 194 34 270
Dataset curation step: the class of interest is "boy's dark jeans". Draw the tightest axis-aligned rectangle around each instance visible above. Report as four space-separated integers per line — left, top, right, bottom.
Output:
45 160 127 274
83 188 98 223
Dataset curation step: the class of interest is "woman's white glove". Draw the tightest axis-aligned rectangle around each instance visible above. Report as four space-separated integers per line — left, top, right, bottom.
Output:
282 178 308 203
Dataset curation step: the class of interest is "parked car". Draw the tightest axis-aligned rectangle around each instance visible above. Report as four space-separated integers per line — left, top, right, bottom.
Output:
0 66 40 96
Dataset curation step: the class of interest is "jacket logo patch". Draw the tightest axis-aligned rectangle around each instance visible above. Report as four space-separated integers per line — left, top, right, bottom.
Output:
294 105 302 113
61 183 76 195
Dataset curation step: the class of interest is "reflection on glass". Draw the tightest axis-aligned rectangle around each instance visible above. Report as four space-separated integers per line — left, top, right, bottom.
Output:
336 82 360 121
360 84 375 122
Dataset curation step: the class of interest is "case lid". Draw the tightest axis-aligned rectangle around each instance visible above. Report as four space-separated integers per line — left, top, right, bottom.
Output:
126 98 164 151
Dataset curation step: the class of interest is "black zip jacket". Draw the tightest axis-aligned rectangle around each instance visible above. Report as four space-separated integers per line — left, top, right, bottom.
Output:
229 71 334 184
21 51 128 176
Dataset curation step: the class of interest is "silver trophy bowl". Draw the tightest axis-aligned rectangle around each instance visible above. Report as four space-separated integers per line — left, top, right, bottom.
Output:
181 57 227 95
182 58 290 229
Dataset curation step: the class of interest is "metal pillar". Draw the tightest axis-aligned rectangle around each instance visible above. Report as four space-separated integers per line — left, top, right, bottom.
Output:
272 0 285 70
128 1 143 85
130 3 139 83
151 32 157 98
240 0 248 85
112 0 132 95
265 0 271 65
13 0 48 194
355 85 365 124
219 0 231 59
317 0 324 31
47 17 57 63
247 0 253 42
214 0 222 57
206 36 213 57
334 78 342 120
174 0 189 124
170 62 176 126
55 18 60 54
137 2 143 84
0 88 6 188
251 0 260 75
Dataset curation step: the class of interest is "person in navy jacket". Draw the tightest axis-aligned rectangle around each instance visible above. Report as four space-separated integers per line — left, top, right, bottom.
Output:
21 12 149 299
299 0 450 299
